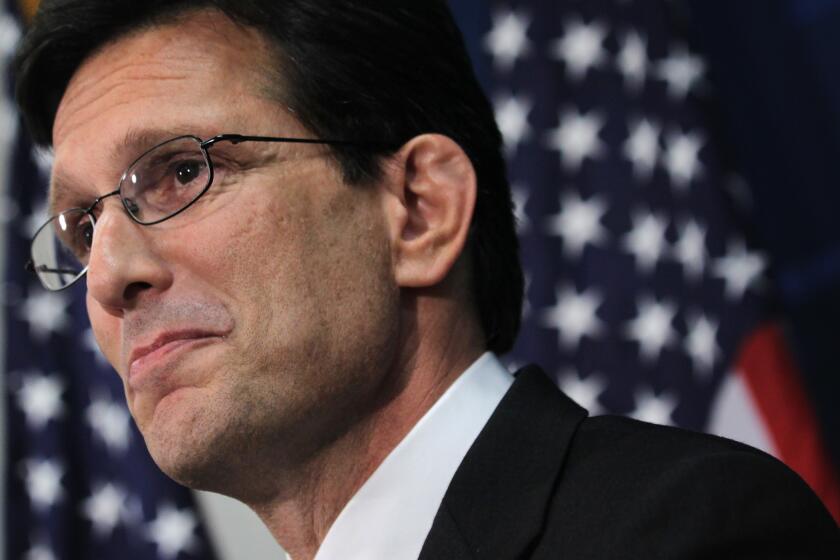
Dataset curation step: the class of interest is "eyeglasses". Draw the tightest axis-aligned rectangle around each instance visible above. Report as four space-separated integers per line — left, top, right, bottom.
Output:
27 133 390 291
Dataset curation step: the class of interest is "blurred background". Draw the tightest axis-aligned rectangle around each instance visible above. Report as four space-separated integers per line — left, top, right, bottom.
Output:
1 0 839 558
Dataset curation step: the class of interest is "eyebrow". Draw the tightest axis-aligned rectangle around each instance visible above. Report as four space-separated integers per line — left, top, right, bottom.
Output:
49 162 103 213
48 169 85 216
48 126 209 215
111 127 196 163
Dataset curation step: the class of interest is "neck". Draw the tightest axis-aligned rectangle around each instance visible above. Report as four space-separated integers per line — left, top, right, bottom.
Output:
246 299 486 560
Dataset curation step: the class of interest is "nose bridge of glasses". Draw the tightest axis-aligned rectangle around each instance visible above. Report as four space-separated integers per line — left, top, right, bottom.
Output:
90 187 148 226
88 188 122 215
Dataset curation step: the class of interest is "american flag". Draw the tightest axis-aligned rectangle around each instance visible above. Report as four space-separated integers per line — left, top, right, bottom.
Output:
2 2 839 560
452 0 840 519
1 1 218 558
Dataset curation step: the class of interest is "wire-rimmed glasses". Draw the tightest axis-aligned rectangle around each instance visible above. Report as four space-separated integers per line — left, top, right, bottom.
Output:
28 133 391 291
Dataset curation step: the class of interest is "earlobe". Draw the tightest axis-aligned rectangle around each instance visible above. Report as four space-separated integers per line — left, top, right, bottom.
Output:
387 134 477 288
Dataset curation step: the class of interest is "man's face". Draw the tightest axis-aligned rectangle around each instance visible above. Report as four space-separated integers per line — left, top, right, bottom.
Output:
51 12 401 493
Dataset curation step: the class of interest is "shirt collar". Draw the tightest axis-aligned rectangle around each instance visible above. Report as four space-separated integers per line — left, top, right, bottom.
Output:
312 352 513 560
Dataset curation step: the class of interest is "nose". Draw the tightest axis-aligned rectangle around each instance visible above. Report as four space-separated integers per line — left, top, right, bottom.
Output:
86 201 173 312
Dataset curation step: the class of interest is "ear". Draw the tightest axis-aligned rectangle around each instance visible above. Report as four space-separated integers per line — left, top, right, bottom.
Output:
381 134 477 288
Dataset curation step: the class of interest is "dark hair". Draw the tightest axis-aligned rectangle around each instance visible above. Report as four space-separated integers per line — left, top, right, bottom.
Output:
15 0 524 353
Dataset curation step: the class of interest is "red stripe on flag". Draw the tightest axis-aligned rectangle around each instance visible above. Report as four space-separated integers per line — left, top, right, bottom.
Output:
736 323 840 523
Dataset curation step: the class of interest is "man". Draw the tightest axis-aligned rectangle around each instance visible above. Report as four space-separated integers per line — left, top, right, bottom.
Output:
14 1 838 558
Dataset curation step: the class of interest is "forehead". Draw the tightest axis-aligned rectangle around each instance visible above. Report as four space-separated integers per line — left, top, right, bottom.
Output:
49 11 302 206
54 11 285 142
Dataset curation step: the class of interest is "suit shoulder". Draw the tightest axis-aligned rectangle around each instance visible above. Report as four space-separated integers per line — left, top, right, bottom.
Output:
565 414 826 506
573 413 774 465
540 415 839 557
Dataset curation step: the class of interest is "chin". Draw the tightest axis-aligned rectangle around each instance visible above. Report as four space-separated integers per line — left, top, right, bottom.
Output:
147 423 242 494
141 391 223 486
142 391 268 498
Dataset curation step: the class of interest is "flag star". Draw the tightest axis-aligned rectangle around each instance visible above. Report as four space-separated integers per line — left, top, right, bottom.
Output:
624 118 660 179
541 285 605 350
24 543 57 560
23 198 49 238
672 220 707 280
23 459 64 511
0 192 20 224
545 192 609 257
630 388 678 426
557 370 606 414
663 129 704 188
656 45 705 99
86 394 132 453
521 271 533 319
83 483 128 538
495 94 533 155
145 504 199 560
625 296 678 363
18 291 71 341
551 19 608 80
616 31 648 91
0 97 17 145
0 13 21 57
685 313 721 376
622 210 669 273
16 372 65 430
511 184 530 234
31 146 55 178
484 10 531 72
546 109 607 171
712 241 767 300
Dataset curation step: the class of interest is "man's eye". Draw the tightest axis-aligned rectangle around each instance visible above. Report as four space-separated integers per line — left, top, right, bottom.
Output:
57 213 94 262
82 221 94 250
73 217 94 256
174 160 205 186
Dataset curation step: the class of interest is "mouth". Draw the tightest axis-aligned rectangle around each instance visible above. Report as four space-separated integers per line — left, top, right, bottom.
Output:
128 330 226 387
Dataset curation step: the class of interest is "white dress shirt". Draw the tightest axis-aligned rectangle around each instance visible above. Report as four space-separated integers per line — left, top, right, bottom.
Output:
311 352 514 560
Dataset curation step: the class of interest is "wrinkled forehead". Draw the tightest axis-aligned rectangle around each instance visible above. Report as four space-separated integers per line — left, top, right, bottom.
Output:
48 11 301 211
52 10 284 148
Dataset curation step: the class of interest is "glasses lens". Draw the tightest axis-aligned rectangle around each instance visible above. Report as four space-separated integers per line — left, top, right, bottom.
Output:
121 136 212 224
31 208 93 291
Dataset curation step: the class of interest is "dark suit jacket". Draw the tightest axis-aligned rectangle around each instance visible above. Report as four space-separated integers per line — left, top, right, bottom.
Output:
419 365 839 559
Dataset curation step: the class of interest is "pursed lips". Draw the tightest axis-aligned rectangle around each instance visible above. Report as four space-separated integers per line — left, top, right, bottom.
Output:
127 329 228 388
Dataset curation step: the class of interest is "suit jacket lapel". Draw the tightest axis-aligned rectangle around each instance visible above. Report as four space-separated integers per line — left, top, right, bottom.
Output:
419 365 587 559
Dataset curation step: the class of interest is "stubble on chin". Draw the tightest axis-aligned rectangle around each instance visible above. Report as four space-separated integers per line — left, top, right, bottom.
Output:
141 386 239 490
139 380 295 500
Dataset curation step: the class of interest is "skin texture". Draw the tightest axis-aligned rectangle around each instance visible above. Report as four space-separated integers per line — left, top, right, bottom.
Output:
51 10 485 560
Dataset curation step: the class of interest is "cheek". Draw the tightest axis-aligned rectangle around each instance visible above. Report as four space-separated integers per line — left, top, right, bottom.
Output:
207 178 396 356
